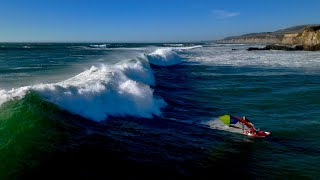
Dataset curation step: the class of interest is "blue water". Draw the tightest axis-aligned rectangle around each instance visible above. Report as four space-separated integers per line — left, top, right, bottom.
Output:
0 43 319 179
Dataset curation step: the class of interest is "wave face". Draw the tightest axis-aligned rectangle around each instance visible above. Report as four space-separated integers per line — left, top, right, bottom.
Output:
0 44 202 122
146 48 183 66
2 43 320 179
0 59 166 121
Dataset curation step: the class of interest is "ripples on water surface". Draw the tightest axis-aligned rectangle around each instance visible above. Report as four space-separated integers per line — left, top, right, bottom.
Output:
0 43 319 179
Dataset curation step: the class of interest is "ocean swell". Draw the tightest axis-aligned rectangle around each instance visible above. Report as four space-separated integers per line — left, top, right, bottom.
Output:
0 59 166 121
146 48 183 66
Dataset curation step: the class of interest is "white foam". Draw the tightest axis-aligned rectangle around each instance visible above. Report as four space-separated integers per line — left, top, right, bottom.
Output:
89 44 109 48
0 86 31 106
187 45 320 69
164 43 184 47
0 59 166 121
116 59 155 85
205 119 244 135
146 48 182 66
173 45 203 51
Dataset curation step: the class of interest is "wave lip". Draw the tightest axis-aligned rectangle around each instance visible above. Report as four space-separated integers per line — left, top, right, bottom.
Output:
89 44 109 48
174 45 203 51
164 43 184 47
146 48 182 66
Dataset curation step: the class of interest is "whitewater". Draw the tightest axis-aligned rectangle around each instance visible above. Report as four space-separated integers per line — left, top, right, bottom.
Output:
0 45 194 121
0 43 319 179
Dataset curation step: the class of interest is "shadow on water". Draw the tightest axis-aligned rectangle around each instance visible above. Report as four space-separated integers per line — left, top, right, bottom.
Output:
20 116 261 180
2 58 319 179
0 90 258 180
150 64 222 123
2 91 306 179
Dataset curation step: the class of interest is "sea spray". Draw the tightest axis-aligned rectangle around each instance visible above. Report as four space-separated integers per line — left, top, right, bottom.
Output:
0 46 200 121
146 48 182 66
145 46 202 66
0 59 166 121
116 59 155 85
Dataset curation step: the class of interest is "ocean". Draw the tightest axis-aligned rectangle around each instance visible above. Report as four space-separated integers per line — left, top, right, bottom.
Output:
0 43 319 179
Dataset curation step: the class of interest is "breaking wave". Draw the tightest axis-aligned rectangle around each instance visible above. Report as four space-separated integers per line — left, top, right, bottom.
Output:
89 44 109 48
146 48 183 66
0 45 205 121
0 59 166 121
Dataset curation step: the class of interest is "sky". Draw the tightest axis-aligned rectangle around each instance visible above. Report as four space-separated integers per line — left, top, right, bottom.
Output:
0 0 320 42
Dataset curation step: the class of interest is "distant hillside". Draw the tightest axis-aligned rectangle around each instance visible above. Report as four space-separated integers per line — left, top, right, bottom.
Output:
216 24 320 44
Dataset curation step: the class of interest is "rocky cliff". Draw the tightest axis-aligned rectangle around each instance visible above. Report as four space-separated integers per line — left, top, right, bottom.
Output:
300 26 320 50
276 26 320 50
282 33 300 44
220 33 281 44
216 25 311 44
217 24 320 51
217 24 319 44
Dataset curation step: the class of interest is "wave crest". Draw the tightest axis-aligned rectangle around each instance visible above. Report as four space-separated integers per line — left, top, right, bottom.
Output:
89 44 109 48
146 48 182 66
0 59 166 121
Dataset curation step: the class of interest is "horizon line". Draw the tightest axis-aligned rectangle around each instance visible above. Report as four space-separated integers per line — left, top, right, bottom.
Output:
0 40 215 44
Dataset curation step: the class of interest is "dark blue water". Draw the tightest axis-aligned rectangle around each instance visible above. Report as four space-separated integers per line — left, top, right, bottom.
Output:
0 43 319 179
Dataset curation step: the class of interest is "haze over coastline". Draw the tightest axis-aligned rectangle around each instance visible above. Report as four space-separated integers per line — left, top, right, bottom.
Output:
1 0 320 42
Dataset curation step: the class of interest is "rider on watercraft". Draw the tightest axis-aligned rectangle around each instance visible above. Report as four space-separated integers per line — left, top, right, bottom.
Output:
240 116 257 133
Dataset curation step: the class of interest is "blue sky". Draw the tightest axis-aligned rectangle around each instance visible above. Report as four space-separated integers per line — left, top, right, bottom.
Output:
0 0 319 42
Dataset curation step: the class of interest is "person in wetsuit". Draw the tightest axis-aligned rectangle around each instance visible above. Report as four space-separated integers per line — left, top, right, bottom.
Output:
242 116 250 123
242 116 256 133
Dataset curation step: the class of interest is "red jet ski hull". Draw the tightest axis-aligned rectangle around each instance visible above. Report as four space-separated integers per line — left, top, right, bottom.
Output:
243 130 271 137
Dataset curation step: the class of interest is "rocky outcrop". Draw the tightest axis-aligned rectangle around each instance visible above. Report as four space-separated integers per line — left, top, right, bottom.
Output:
218 33 282 44
217 24 320 50
282 33 301 44
246 25 320 51
216 25 314 44
222 37 281 44
221 35 281 44
300 26 320 50
280 26 320 50
247 44 303 51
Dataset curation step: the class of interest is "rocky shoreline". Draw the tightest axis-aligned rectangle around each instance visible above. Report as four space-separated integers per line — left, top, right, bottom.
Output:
250 26 320 51
247 44 304 51
219 25 320 51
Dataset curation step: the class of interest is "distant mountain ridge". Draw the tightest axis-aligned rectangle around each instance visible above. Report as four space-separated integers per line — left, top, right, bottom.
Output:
217 24 320 44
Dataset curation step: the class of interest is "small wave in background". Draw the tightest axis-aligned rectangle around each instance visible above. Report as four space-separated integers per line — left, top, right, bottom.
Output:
0 43 319 179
